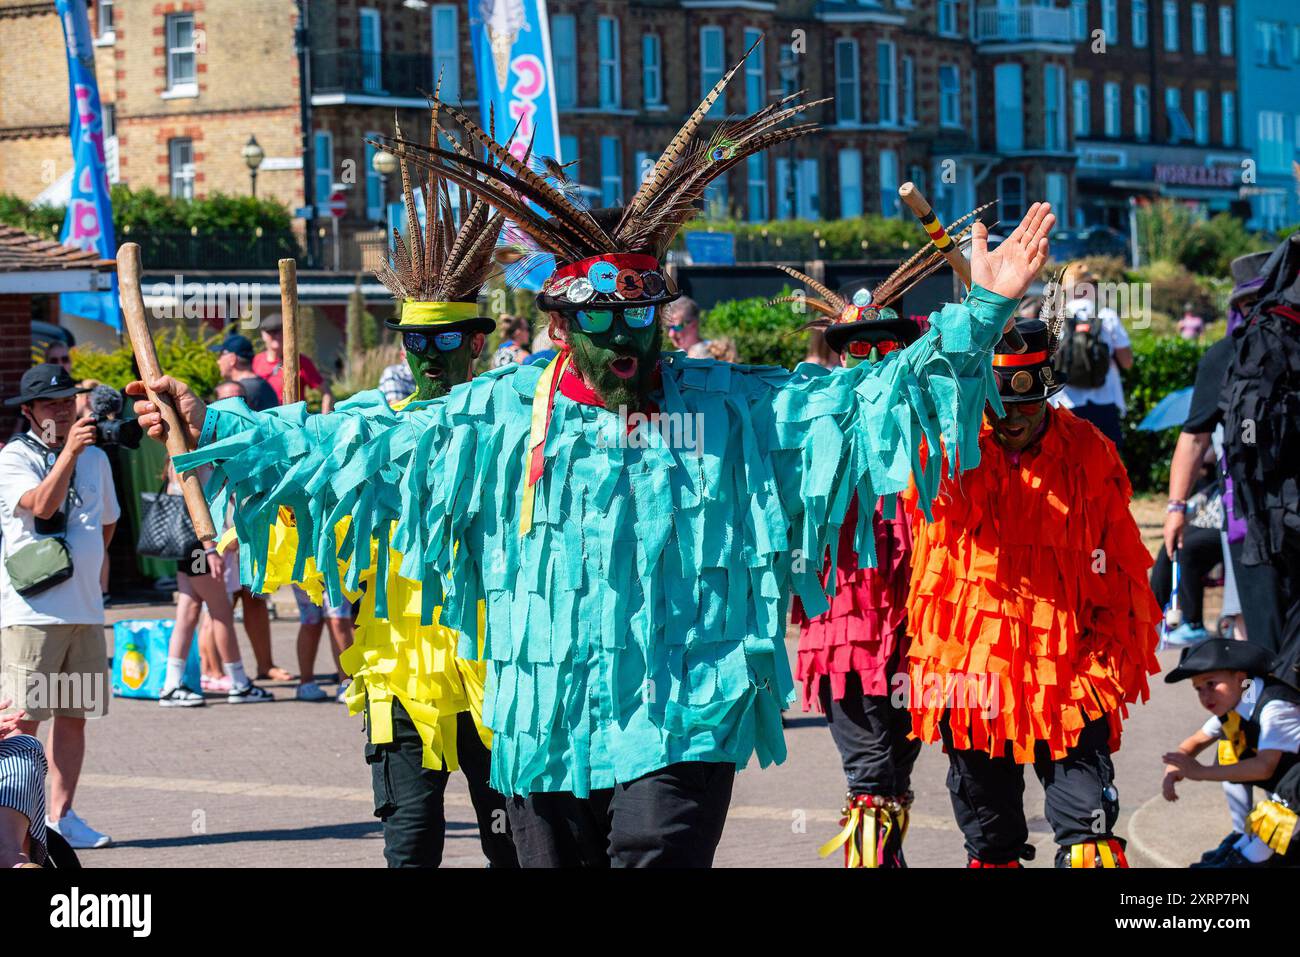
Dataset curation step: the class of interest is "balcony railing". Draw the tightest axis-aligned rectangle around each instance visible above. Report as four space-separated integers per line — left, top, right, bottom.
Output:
122 230 303 271
976 5 1076 43
311 49 432 99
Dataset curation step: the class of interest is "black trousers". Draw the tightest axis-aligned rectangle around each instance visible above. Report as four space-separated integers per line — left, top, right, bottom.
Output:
1150 524 1222 626
505 761 736 868
365 697 519 868
1228 538 1283 655
942 713 1121 867
819 667 920 797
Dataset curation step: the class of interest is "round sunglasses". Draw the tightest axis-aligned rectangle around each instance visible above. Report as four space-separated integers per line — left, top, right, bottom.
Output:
573 306 656 335
403 330 465 354
847 338 901 359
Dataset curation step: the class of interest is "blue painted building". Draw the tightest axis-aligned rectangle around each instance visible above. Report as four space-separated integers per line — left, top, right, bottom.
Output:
1238 0 1300 231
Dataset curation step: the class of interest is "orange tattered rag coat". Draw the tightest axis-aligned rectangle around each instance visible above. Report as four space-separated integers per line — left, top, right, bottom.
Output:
904 408 1161 762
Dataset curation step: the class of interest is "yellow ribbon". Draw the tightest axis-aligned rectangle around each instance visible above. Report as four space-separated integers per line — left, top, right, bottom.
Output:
398 300 482 327
519 352 569 537
1247 800 1297 855
819 804 865 868
1218 711 1246 766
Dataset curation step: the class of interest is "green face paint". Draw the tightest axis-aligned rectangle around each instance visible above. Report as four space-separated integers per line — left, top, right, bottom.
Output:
406 337 475 401
566 311 662 412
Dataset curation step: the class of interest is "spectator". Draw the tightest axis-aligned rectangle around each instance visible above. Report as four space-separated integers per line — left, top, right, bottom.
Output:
493 314 532 367
293 586 354 703
378 360 416 405
664 297 711 358
201 381 291 686
253 314 334 411
1050 262 1133 447
1178 303 1206 341
524 328 558 368
1164 251 1280 655
706 336 739 364
42 342 72 373
1151 451 1226 646
210 334 279 412
157 462 273 707
1161 639 1300 868
0 364 117 849
0 699 47 867
802 327 837 369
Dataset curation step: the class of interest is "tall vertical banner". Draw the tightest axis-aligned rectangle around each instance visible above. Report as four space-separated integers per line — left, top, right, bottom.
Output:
56 0 119 330
468 0 561 289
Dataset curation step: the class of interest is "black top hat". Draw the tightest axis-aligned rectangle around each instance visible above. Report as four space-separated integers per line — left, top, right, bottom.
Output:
534 209 681 313
1164 638 1276 684
5 363 91 407
824 306 920 354
992 318 1066 404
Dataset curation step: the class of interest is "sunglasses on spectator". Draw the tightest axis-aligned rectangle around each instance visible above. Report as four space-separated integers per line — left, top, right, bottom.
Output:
403 330 464 355
573 306 656 335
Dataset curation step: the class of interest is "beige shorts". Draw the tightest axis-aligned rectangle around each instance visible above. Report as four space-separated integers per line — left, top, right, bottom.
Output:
0 623 109 721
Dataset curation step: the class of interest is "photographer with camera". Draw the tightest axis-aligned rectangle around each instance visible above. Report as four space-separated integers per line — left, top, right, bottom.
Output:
0 363 119 851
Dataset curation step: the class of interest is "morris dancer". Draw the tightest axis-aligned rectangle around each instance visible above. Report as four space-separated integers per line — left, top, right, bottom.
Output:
132 53 1054 866
772 216 982 868
904 313 1160 868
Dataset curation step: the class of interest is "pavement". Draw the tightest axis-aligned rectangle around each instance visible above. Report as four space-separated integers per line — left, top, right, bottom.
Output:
37 570 1230 869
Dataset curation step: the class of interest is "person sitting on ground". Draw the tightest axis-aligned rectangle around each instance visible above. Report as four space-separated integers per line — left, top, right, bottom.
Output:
1162 638 1300 868
158 460 273 707
211 334 279 413
0 698 47 867
492 314 532 367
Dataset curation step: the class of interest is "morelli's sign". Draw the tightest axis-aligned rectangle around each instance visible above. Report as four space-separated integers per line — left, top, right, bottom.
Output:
1154 164 1238 187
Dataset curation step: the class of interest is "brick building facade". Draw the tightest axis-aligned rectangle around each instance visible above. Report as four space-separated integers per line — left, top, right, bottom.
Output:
0 0 1253 259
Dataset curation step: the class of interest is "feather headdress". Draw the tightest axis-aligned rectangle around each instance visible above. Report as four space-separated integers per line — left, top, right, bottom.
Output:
374 36 826 312
769 204 993 352
369 100 506 332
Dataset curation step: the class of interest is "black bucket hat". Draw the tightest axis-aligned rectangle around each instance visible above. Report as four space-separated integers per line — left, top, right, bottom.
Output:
5 363 90 407
992 318 1066 403
1165 637 1276 684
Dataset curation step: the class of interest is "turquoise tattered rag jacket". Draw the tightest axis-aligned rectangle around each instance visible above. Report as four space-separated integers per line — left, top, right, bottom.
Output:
176 287 1014 797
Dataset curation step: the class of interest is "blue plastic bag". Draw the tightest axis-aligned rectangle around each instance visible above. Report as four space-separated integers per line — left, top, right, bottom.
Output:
111 619 201 699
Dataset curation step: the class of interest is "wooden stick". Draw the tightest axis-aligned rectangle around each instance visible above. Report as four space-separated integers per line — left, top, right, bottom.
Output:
117 242 216 541
278 258 300 405
898 182 1026 353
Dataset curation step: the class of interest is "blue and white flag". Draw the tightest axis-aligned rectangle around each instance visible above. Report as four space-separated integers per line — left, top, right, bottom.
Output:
55 0 118 329
467 0 562 290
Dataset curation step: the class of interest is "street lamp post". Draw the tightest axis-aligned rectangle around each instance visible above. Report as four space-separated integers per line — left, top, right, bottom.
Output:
242 135 265 198
371 149 398 224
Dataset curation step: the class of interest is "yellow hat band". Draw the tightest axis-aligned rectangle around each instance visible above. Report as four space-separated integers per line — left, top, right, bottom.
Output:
398 300 482 327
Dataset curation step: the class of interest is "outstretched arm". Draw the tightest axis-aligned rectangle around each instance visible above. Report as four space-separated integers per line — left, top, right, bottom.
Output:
772 205 1053 614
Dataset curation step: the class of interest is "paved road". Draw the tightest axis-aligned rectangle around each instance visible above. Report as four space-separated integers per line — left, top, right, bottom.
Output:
45 597 1223 869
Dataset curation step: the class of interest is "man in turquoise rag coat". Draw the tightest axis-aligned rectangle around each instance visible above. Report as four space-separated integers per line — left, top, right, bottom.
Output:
130 50 1056 862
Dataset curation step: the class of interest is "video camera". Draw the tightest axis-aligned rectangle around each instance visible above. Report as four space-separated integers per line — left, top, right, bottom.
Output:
88 384 143 450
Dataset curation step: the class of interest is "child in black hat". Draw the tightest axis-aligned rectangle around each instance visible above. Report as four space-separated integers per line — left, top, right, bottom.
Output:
1162 638 1300 867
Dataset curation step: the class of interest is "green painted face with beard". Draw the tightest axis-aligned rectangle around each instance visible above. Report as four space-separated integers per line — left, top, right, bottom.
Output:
562 310 662 412
404 333 478 401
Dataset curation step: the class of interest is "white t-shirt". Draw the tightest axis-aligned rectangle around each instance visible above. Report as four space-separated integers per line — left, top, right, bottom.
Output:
1052 299 1131 415
0 437 120 626
1201 677 1300 754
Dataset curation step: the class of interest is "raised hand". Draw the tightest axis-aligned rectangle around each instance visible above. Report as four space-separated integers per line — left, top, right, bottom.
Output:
125 376 207 446
970 202 1055 302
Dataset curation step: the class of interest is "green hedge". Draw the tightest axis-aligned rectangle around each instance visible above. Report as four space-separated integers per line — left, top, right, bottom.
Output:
72 324 224 399
700 289 807 370
1120 332 1210 493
